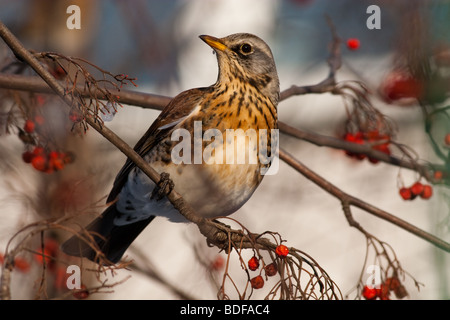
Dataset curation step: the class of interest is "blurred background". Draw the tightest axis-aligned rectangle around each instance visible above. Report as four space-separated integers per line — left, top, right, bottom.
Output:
0 0 449 299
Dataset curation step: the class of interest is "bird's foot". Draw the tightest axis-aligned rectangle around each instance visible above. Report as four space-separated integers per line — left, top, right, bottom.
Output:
150 172 174 201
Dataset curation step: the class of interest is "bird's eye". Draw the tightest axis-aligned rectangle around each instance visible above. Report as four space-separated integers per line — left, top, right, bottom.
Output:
240 43 253 54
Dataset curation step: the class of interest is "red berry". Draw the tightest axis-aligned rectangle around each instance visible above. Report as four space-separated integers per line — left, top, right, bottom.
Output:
35 95 46 106
275 244 289 258
32 146 45 156
250 275 264 289
434 171 443 180
52 158 64 171
376 283 390 300
382 72 423 102
34 115 45 125
22 151 35 163
420 185 433 199
388 279 408 299
362 285 377 300
344 132 366 160
248 256 260 271
264 263 278 277
347 38 360 50
445 133 450 146
23 119 35 133
34 238 59 267
35 248 52 265
48 152 65 171
385 277 401 291
399 187 412 200
31 155 47 171
72 284 89 299
410 182 424 196
210 255 225 271
14 257 30 273
49 151 59 159
373 143 391 155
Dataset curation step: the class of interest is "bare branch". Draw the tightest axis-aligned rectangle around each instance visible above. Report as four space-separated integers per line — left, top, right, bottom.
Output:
278 148 450 253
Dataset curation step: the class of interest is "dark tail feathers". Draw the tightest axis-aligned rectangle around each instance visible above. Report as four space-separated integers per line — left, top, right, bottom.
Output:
61 204 154 264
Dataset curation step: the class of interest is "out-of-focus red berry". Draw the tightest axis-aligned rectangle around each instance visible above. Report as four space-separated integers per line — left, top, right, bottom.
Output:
410 182 424 196
23 119 35 133
344 132 366 160
210 255 225 271
362 285 377 300
420 185 433 199
434 171 443 180
32 146 45 156
445 133 450 146
35 238 59 267
381 71 423 103
347 38 360 50
385 277 401 291
399 187 412 200
31 155 47 171
14 257 31 273
376 283 391 300
22 151 34 163
34 115 45 125
73 284 89 299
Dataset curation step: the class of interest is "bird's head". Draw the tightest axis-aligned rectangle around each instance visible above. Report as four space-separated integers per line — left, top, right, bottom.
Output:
200 33 280 105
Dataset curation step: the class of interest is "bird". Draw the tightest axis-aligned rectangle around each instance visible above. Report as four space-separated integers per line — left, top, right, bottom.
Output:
62 33 280 264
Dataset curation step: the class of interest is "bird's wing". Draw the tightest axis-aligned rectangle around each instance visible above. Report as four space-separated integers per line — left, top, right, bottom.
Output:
106 87 212 202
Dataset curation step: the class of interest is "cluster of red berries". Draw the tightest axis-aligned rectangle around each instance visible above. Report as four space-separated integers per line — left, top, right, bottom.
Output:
362 277 406 300
343 130 391 163
248 244 289 290
21 114 75 173
22 146 74 173
399 181 433 201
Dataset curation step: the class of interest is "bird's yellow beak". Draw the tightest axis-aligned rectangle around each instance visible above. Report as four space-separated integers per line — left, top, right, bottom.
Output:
200 35 228 52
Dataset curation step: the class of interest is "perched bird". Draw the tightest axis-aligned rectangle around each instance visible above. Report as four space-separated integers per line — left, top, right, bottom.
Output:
62 33 280 264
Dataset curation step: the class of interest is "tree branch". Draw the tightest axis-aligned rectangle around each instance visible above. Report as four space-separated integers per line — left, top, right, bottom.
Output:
0 73 440 180
278 147 450 253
